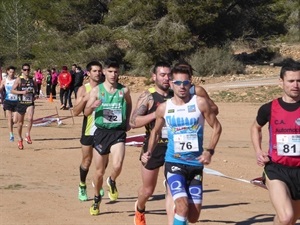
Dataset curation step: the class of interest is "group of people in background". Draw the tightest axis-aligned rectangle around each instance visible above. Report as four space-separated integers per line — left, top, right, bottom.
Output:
0 63 86 148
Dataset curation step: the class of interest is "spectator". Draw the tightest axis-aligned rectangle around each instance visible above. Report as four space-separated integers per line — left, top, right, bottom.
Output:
58 66 72 110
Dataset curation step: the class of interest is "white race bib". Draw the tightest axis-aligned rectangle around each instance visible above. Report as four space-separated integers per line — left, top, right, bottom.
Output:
276 134 300 156
173 133 198 153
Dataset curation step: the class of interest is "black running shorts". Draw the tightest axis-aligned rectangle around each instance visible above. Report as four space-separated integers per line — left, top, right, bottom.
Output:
16 103 34 115
140 142 167 170
93 128 126 155
264 161 300 200
80 135 94 146
3 100 17 112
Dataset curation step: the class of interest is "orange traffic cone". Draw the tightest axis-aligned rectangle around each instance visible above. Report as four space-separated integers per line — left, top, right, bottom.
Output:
48 93 54 103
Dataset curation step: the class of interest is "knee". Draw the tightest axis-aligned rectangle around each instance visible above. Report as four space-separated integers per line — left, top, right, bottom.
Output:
140 186 155 198
276 213 294 225
112 161 123 171
175 199 188 217
82 157 92 168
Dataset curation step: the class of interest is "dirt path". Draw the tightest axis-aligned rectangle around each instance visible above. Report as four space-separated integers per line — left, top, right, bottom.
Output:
0 88 299 225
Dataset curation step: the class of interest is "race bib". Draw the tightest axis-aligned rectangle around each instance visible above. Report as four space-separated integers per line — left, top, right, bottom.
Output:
161 127 168 139
276 134 300 156
103 108 122 123
7 93 17 101
173 133 198 153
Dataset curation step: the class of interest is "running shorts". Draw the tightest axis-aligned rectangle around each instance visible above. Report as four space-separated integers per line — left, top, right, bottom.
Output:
3 100 17 112
93 128 126 155
264 161 300 200
80 135 94 146
164 162 203 204
140 142 167 170
16 103 34 115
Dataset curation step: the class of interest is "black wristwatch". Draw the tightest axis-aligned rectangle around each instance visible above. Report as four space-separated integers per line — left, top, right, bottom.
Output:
205 149 215 156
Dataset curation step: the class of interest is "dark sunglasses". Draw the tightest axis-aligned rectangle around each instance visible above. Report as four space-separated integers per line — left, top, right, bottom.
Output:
172 80 191 86
22 68 30 71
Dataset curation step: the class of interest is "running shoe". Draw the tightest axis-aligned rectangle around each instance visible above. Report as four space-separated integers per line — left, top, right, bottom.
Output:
18 140 24 150
89 201 100 216
60 104 65 109
100 188 104 197
9 135 14 142
107 177 118 201
24 135 32 144
134 201 146 225
78 184 88 201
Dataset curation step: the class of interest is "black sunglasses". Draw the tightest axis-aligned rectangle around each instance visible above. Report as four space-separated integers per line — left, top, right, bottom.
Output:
23 68 30 71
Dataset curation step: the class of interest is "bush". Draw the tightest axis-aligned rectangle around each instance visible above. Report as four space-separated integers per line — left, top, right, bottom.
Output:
189 46 244 76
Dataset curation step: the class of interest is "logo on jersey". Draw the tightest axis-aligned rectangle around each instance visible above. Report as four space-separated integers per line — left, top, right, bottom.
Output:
296 118 300 126
188 104 196 112
171 166 181 172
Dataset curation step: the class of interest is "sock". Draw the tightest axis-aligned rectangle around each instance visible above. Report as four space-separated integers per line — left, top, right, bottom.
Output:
10 132 13 137
94 195 101 203
79 166 89 184
173 214 187 225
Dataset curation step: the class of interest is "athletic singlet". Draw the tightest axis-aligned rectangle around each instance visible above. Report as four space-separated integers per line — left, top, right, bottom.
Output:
81 83 96 136
4 78 18 101
94 83 127 130
269 99 300 167
17 77 35 105
164 95 205 166
144 87 173 146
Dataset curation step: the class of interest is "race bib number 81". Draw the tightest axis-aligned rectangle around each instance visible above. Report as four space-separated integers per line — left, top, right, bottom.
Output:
276 134 300 156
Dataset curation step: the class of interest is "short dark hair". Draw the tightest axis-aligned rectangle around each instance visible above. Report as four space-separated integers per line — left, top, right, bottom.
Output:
280 58 300 79
171 65 192 79
103 57 119 69
152 61 171 74
86 61 102 72
6 65 16 71
173 61 194 76
22 63 30 69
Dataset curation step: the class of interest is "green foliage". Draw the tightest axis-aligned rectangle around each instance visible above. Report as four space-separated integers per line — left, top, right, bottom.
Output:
0 0 37 61
0 0 298 73
189 46 244 76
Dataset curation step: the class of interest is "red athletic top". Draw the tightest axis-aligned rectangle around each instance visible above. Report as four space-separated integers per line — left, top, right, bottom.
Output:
269 99 300 167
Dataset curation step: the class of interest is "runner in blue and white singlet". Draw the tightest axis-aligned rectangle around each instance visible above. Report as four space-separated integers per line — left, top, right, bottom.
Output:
164 94 204 167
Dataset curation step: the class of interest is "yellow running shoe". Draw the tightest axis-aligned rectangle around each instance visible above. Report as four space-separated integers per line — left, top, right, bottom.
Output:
90 201 100 216
106 177 118 201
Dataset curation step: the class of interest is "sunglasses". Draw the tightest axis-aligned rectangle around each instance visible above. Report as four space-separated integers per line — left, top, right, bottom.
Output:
172 80 191 86
23 68 30 71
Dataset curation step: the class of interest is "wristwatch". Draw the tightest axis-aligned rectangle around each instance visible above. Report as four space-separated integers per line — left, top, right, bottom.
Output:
205 149 215 156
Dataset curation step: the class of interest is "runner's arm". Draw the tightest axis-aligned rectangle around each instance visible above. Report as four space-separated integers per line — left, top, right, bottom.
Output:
129 90 155 128
251 120 270 167
124 86 132 131
141 103 166 164
84 86 101 117
195 85 219 115
73 85 87 116
10 78 24 95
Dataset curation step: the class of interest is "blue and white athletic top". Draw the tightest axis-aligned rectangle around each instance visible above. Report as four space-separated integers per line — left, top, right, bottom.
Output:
4 78 18 102
164 95 204 167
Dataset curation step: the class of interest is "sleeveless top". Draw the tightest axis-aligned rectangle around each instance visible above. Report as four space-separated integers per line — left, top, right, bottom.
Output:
17 77 35 105
81 83 96 136
164 95 204 166
4 78 18 102
94 83 127 130
269 99 300 167
144 87 173 146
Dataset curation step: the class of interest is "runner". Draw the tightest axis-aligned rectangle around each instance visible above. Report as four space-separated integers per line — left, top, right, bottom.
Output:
0 66 18 141
251 58 300 225
73 61 104 201
11 63 37 150
141 65 222 225
84 57 132 215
